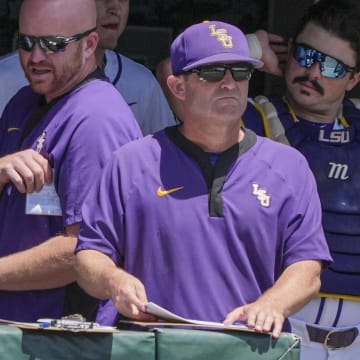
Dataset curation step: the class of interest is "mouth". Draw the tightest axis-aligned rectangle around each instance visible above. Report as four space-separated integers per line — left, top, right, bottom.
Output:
101 23 119 31
29 67 52 77
218 95 239 102
300 80 314 87
295 83 316 99
216 97 241 109
297 80 324 95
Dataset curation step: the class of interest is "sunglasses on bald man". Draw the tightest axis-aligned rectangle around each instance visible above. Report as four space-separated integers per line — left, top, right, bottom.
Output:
17 27 96 54
292 43 356 79
188 63 254 82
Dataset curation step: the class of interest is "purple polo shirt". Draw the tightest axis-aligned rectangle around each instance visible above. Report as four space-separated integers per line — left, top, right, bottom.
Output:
0 78 142 321
77 128 332 326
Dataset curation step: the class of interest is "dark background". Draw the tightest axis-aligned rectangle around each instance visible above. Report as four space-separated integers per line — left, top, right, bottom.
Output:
1 0 344 97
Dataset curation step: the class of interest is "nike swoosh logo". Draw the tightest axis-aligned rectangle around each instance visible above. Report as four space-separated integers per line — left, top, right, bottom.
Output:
157 186 184 197
7 128 20 132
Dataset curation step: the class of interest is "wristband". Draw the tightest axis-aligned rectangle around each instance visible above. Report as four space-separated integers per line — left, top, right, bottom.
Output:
246 33 262 60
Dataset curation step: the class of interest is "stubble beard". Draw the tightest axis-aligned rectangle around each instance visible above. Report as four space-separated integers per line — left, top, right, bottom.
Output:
24 44 84 99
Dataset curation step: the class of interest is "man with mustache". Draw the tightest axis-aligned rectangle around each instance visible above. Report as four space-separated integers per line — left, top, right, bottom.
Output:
0 0 141 322
74 20 331 338
245 0 360 358
0 0 175 135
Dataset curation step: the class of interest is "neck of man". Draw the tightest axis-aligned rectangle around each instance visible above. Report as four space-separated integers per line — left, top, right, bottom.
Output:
95 47 106 70
45 61 98 103
179 121 245 153
285 92 344 124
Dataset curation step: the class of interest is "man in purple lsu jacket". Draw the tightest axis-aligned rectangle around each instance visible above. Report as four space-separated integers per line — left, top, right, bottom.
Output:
0 0 141 322
75 20 331 338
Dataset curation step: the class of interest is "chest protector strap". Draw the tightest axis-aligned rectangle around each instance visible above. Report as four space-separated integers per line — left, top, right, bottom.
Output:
253 95 290 145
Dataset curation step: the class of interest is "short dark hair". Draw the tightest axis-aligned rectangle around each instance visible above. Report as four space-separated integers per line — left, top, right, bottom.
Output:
294 0 360 70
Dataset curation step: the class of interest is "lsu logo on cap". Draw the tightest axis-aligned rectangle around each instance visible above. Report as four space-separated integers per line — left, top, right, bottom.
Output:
209 24 233 48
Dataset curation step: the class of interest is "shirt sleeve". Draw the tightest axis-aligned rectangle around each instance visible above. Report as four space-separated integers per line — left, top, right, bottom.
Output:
53 82 142 226
76 154 125 266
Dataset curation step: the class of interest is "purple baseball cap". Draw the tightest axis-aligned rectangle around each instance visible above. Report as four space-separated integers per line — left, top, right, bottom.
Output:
171 20 263 75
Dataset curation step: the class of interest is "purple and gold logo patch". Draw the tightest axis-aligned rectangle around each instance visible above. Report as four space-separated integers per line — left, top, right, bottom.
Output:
209 24 233 48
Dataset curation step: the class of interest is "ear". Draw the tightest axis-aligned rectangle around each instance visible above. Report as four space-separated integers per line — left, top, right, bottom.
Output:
167 74 186 101
83 31 99 57
346 71 360 92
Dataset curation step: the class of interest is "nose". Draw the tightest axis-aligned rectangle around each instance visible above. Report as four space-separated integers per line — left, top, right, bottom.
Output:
220 69 238 89
28 43 47 63
106 0 122 16
305 61 322 80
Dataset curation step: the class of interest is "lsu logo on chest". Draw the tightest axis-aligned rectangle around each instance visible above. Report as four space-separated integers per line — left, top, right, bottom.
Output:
252 183 271 207
319 129 350 144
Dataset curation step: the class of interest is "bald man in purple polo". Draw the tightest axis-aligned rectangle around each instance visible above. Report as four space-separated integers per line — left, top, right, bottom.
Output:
0 0 141 322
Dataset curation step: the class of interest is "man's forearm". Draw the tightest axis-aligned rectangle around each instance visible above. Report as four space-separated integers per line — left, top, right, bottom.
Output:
260 260 322 317
75 249 120 300
0 235 77 290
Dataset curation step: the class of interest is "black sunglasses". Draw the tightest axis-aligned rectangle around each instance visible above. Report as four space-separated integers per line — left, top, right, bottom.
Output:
292 43 356 79
18 27 97 54
189 63 254 82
